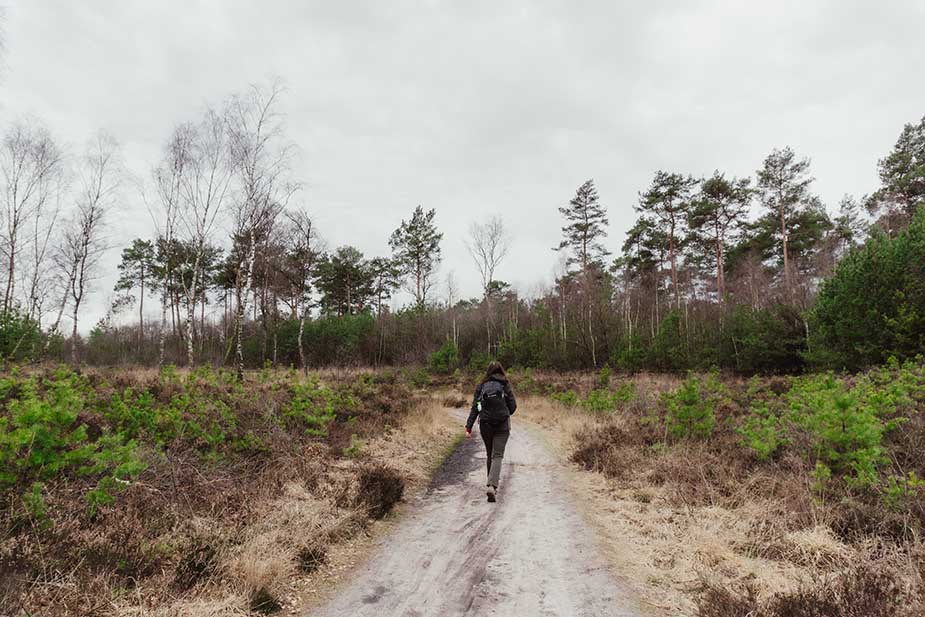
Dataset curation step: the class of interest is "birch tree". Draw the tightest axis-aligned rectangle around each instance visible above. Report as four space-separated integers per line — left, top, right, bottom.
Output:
0 121 63 315
280 208 322 373
177 108 232 366
226 80 297 380
56 132 119 364
466 215 510 351
149 125 193 367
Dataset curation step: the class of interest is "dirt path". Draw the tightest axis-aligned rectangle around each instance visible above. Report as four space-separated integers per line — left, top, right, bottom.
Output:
310 413 641 616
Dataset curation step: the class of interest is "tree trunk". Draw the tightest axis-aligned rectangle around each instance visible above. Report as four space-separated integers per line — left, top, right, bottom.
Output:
669 221 680 309
298 303 307 375
158 291 168 368
139 268 145 340
185 296 196 367
4 238 17 315
235 229 258 381
779 202 791 292
70 301 80 365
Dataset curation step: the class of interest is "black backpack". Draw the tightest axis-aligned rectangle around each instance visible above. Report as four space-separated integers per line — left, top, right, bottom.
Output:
479 380 509 423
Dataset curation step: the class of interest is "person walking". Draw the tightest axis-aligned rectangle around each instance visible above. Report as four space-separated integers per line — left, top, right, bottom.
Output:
465 361 517 502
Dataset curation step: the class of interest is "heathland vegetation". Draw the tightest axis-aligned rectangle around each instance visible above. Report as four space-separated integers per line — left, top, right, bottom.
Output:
0 365 459 615
2 63 924 617
492 361 925 615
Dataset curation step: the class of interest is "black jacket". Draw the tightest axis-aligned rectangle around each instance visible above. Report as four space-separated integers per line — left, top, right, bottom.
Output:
466 375 517 431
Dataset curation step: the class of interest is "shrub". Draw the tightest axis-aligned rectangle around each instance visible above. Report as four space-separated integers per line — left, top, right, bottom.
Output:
581 383 634 414
597 366 611 388
698 563 909 617
428 340 460 374
354 463 404 519
343 433 365 458
648 310 687 371
0 308 43 361
663 372 726 439
0 369 146 513
740 402 786 461
724 304 807 374
810 208 925 370
283 377 345 438
550 389 579 408
786 374 903 487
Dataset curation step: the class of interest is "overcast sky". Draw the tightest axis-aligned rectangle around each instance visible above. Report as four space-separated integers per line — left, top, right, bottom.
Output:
2 0 924 330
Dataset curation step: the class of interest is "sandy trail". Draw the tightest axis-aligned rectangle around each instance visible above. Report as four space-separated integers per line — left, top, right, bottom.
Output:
310 412 640 617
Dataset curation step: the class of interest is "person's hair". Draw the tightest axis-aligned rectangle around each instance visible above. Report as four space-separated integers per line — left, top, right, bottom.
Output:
482 360 507 383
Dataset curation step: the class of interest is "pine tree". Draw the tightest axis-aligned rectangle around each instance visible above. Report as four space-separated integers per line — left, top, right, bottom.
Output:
114 238 157 338
369 257 401 317
756 147 815 291
316 246 375 316
688 172 752 300
556 179 609 272
637 171 697 308
832 195 868 256
869 115 925 229
389 205 442 309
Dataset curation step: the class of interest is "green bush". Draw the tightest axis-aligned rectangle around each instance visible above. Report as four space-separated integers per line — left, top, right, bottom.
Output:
597 366 611 388
0 308 43 361
467 349 493 371
785 373 904 487
611 335 647 373
648 310 687 371
428 340 460 374
663 372 726 439
283 377 346 437
810 208 925 370
551 389 579 408
739 402 786 460
0 369 146 513
580 383 635 413
724 305 807 374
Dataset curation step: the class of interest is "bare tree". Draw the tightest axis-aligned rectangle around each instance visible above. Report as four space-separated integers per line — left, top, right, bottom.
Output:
445 270 459 347
148 124 193 367
54 132 119 364
279 208 322 373
466 215 510 351
176 108 232 366
23 170 66 324
0 121 64 315
226 80 298 380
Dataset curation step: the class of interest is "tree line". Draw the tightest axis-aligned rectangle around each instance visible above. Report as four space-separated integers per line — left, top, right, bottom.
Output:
1 80 922 374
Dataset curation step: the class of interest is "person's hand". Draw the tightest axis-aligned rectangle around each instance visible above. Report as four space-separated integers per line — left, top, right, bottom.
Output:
465 429 472 439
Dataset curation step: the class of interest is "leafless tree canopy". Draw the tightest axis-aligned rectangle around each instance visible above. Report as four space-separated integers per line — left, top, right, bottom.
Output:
466 215 510 295
49 132 120 362
0 121 64 316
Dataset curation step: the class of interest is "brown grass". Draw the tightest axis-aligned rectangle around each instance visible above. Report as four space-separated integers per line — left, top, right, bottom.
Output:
698 563 910 617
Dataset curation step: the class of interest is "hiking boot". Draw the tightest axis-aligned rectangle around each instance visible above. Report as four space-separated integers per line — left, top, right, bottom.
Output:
486 485 496 502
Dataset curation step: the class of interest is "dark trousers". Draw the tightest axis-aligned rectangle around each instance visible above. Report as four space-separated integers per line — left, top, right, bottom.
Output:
480 418 510 488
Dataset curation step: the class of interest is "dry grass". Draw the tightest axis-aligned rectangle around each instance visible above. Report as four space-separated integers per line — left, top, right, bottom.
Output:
362 395 460 488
